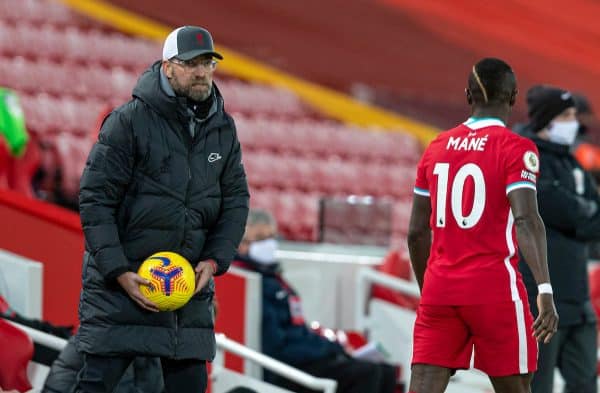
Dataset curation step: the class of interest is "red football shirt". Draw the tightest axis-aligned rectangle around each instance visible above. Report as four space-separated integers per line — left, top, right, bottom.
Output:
414 118 540 305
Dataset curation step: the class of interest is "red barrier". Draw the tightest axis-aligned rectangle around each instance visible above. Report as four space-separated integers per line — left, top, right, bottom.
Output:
214 272 248 372
0 318 33 391
0 189 82 326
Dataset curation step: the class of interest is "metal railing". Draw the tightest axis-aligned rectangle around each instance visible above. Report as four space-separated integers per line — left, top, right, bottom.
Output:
354 267 420 331
213 333 337 393
6 320 337 393
7 319 68 350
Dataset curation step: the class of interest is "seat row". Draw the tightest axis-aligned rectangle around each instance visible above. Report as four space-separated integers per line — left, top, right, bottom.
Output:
0 21 159 70
0 57 136 103
17 93 106 137
235 113 421 164
243 152 416 198
0 56 315 120
218 80 313 118
0 0 92 28
2 87 420 172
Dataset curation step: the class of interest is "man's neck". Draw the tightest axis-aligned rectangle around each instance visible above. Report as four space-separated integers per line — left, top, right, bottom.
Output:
187 90 214 120
470 107 510 124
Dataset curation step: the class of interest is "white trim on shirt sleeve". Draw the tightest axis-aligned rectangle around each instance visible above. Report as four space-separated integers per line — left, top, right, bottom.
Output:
414 187 430 197
506 181 536 195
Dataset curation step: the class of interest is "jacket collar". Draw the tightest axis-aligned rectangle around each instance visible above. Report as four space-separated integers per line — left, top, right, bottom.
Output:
159 66 176 97
531 135 571 156
234 254 281 275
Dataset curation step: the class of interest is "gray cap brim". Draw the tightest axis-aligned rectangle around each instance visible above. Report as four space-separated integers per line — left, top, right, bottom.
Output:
175 49 223 61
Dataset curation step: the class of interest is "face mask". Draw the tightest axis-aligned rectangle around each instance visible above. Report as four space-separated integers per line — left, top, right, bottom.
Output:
546 120 579 145
248 238 278 265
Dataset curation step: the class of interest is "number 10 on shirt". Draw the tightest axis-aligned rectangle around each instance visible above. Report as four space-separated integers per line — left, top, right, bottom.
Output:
433 162 486 229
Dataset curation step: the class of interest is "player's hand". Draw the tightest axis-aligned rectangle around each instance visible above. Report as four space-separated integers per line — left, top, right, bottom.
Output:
194 260 216 295
116 272 160 312
533 293 558 344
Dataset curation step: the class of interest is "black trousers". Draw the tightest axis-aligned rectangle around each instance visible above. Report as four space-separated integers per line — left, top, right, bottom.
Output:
269 353 397 393
531 322 597 393
74 354 207 393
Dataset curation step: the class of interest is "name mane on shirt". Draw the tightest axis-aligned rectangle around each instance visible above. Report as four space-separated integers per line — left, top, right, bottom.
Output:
446 134 489 151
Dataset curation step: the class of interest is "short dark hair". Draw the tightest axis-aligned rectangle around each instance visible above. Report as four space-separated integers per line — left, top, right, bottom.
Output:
468 58 516 105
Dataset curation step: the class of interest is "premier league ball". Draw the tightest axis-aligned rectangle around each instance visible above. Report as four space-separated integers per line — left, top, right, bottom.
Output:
138 251 195 311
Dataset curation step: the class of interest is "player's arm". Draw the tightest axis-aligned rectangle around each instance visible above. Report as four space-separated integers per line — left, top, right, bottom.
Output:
508 188 558 343
407 194 432 292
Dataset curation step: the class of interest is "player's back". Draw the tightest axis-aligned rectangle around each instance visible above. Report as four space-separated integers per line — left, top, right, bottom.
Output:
414 118 539 305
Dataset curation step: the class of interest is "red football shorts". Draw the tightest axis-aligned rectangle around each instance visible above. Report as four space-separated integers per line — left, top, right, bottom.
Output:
412 300 538 377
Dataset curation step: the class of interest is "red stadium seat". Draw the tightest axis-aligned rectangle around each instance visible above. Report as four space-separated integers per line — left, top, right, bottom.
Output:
54 132 93 201
243 152 284 189
381 165 416 198
392 199 412 236
6 136 41 198
0 140 10 190
371 250 419 311
218 80 311 117
0 319 33 392
249 187 319 242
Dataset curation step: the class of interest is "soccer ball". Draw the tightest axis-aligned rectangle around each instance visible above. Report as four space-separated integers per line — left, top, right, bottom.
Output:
138 251 196 311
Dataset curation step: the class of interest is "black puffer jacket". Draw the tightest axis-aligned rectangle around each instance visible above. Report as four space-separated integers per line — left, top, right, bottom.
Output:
519 135 600 326
77 61 249 359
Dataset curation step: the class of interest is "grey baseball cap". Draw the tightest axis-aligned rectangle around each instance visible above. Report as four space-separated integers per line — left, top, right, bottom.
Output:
162 26 223 61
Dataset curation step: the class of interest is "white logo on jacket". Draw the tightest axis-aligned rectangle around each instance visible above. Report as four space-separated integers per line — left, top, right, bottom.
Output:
208 153 222 163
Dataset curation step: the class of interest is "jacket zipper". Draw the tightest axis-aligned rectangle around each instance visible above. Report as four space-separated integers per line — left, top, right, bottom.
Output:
181 119 194 248
176 119 195 357
174 312 178 357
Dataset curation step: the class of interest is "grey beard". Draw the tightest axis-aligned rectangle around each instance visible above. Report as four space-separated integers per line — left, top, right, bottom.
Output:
192 84 212 102
173 82 212 102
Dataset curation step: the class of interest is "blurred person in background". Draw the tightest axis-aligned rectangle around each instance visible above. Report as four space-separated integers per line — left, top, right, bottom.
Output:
74 25 249 393
573 93 600 183
572 93 600 269
408 58 557 393
518 86 600 393
512 84 549 135
234 209 398 393
0 86 39 198
0 87 28 158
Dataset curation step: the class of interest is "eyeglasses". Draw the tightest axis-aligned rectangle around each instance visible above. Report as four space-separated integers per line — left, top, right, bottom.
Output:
169 58 218 71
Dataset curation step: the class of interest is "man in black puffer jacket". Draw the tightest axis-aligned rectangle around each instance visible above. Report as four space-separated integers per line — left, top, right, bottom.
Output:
75 26 249 393
518 86 600 393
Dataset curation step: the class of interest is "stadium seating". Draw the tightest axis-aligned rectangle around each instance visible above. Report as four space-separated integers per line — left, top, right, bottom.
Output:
249 188 320 241
234 113 421 165
0 0 87 27
0 0 422 244
219 80 313 118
